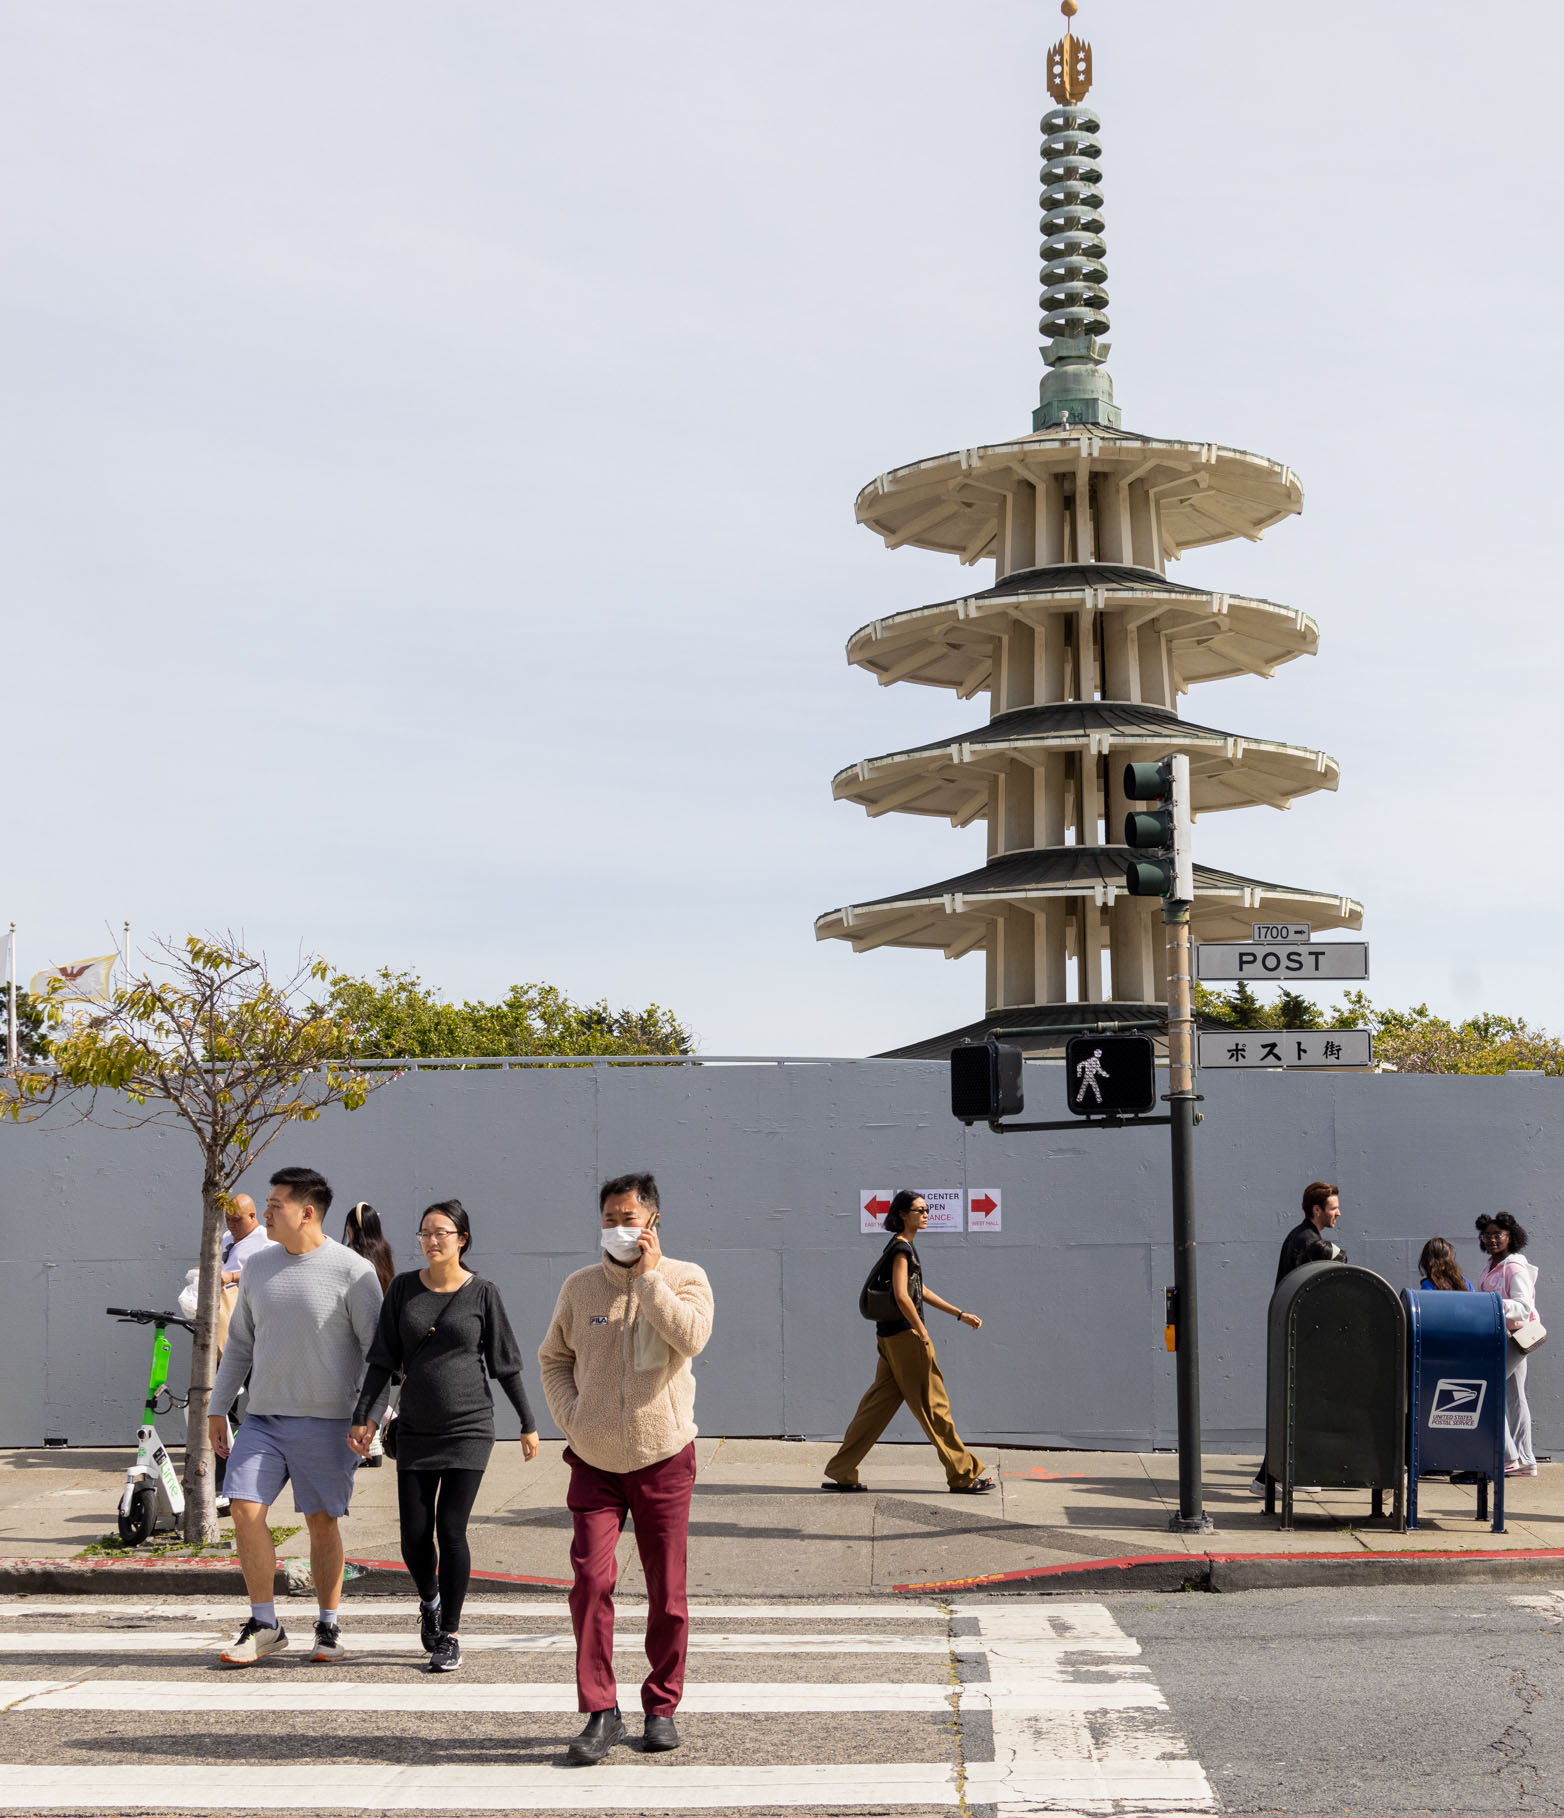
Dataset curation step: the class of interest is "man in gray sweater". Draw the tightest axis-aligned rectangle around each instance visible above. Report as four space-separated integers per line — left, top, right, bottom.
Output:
210 1166 382 1666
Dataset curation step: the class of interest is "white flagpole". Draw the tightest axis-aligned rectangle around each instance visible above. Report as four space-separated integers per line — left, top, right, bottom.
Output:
6 923 16 1070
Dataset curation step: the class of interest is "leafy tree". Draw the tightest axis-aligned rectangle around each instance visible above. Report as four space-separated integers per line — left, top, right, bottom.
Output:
2 987 52 1064
0 936 386 1541
1325 992 1564 1075
326 968 694 1060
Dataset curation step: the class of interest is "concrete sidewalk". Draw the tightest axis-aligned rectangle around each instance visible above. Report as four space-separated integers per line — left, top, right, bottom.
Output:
4 1440 1562 1595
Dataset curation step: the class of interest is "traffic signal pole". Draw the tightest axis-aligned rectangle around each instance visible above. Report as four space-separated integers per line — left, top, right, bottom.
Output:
1164 896 1212 1533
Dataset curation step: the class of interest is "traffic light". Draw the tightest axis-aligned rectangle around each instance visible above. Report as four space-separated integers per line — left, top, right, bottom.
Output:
950 1038 1024 1124
1064 1032 1157 1117
1123 752 1193 901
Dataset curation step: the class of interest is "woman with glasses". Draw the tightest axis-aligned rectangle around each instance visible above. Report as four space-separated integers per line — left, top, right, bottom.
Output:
349 1200 539 1671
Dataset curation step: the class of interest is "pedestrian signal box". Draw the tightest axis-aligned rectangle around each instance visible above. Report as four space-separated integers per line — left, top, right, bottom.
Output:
950 1038 1025 1125
1065 1033 1157 1118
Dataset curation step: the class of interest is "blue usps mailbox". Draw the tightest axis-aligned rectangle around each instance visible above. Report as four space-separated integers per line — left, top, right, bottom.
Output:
1403 1289 1507 1534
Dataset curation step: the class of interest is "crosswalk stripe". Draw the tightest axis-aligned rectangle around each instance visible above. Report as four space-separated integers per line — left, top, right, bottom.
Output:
0 1628 950 1656
0 1594 1216 1814
0 1762 960 1812
0 1676 1164 1714
0 1598 946 1623
960 1602 1217 1814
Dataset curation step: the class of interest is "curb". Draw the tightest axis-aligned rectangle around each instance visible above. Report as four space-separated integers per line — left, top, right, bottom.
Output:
0 1557 570 1599
896 1546 1564 1596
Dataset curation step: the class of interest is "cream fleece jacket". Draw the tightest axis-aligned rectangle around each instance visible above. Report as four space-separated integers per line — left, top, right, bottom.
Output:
537 1253 714 1474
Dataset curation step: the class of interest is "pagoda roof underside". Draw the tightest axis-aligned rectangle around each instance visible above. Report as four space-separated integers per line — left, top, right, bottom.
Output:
847 562 1319 695
855 427 1303 565
834 700 1338 822
816 847 1363 951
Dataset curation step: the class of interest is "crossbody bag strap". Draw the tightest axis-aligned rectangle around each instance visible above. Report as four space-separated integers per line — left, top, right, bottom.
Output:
386 1280 466 1418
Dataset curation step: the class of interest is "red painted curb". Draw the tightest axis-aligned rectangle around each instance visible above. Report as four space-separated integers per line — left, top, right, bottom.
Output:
895 1545 1564 1594
0 1556 241 1572
346 1557 572 1588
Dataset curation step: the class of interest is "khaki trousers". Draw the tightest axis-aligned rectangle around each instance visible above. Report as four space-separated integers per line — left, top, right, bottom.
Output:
824 1329 985 1489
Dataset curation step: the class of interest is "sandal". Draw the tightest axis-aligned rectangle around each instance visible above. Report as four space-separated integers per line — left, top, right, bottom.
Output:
820 1479 867 1492
950 1476 994 1494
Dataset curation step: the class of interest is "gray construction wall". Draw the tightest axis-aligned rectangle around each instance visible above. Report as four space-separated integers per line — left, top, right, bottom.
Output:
1 1060 1560 1455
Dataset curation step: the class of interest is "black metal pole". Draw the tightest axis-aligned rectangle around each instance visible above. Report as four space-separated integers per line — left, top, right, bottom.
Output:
1164 899 1213 1534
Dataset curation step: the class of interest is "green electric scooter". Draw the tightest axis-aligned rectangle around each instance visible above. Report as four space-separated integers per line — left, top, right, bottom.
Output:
106 1306 197 1545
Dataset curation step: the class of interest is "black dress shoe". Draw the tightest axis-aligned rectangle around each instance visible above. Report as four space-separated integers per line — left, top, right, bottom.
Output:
643 1713 681 1752
567 1707 627 1765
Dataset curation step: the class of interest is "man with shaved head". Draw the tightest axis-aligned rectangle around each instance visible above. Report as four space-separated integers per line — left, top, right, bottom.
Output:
221 1193 271 1284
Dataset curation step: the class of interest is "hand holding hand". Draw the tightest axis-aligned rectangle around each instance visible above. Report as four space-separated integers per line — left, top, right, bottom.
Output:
208 1414 231 1459
348 1423 377 1457
520 1431 540 1462
633 1224 663 1276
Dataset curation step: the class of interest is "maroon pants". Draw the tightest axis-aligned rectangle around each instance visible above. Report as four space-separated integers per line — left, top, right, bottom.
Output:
565 1442 696 1715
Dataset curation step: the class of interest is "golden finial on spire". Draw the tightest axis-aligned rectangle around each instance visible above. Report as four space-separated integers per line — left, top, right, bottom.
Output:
1047 0 1094 106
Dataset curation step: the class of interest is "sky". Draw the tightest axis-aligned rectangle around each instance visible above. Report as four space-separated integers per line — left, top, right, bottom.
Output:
1 1 1560 1057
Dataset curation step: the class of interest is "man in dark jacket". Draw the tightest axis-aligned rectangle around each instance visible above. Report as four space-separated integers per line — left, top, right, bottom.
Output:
1248 1181 1343 1495
1275 1181 1343 1284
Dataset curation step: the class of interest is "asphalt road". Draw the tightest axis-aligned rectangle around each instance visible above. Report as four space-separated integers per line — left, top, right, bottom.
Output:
1129 1581 1564 1815
1 1581 1561 1813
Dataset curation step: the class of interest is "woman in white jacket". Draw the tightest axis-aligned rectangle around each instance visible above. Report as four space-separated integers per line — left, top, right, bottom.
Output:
1476 1212 1540 1477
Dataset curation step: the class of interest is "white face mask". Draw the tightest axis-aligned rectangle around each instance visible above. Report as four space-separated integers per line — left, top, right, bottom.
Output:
601 1224 645 1264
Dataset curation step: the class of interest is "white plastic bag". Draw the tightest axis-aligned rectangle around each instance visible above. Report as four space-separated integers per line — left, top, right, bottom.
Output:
177 1269 200 1319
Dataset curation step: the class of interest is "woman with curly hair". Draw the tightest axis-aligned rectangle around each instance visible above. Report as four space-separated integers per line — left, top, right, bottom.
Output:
1476 1212 1540 1478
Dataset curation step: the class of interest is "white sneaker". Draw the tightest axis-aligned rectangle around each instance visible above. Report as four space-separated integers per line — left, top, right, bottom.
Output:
220 1618 288 1666
1245 1476 1267 1497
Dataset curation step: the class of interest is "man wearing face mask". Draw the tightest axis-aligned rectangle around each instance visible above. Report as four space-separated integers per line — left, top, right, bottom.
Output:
538 1172 715 1767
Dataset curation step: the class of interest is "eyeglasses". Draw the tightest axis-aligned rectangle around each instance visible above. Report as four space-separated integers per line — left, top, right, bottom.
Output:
419 1228 459 1244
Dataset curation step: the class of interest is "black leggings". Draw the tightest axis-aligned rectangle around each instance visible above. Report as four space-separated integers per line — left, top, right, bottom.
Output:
396 1468 485 1631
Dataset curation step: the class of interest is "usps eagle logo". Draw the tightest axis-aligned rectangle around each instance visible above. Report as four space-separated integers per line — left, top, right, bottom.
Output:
1429 1379 1487 1430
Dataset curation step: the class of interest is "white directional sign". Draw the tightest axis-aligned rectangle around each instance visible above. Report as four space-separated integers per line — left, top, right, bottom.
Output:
1198 1029 1373 1069
1196 942 1368 981
1253 921 1310 942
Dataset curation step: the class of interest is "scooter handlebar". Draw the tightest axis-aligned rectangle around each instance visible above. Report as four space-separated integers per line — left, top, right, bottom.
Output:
105 1306 196 1334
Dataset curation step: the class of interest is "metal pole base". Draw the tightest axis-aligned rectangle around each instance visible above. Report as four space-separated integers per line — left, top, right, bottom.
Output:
1168 1511 1216 1534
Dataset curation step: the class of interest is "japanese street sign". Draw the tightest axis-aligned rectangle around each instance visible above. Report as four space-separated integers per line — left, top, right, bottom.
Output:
967 1188 1002 1232
1253 921 1310 942
1198 1029 1373 1069
1196 942 1368 981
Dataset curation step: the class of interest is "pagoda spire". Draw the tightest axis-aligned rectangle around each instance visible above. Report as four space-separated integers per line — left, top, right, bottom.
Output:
1035 0 1120 430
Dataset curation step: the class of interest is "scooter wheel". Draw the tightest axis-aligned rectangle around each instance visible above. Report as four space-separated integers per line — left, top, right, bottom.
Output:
118 1484 156 1548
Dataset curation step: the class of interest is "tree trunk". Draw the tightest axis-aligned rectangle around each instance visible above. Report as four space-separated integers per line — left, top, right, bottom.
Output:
182 1164 227 1545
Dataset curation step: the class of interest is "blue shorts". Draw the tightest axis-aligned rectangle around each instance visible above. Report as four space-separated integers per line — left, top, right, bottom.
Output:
223 1414 359 1519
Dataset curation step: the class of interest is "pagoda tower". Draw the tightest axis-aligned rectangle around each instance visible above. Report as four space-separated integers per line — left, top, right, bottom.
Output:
816 0 1362 1057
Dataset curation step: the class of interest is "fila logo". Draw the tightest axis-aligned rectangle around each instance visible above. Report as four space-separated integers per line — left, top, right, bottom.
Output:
589 1315 610 1326
1429 1378 1487 1429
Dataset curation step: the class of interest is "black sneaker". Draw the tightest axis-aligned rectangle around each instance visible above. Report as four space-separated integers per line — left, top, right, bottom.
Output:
419 1600 442 1653
428 1631 462 1673
309 1620 345 1663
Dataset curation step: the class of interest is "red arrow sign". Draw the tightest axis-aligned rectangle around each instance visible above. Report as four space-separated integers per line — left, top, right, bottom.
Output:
971 1193 998 1218
864 1195 890 1218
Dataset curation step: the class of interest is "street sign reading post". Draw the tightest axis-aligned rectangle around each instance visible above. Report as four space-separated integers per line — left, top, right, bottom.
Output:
1198 1029 1373 1069
1195 942 1369 981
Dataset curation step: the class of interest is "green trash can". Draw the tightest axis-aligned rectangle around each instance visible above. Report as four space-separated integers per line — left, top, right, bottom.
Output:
1264 1262 1407 1531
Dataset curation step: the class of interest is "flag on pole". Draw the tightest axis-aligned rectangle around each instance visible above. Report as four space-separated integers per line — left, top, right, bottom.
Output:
29 955 118 1002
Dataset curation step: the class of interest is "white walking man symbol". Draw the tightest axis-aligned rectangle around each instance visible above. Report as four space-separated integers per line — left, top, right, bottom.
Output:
1074 1046 1109 1106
